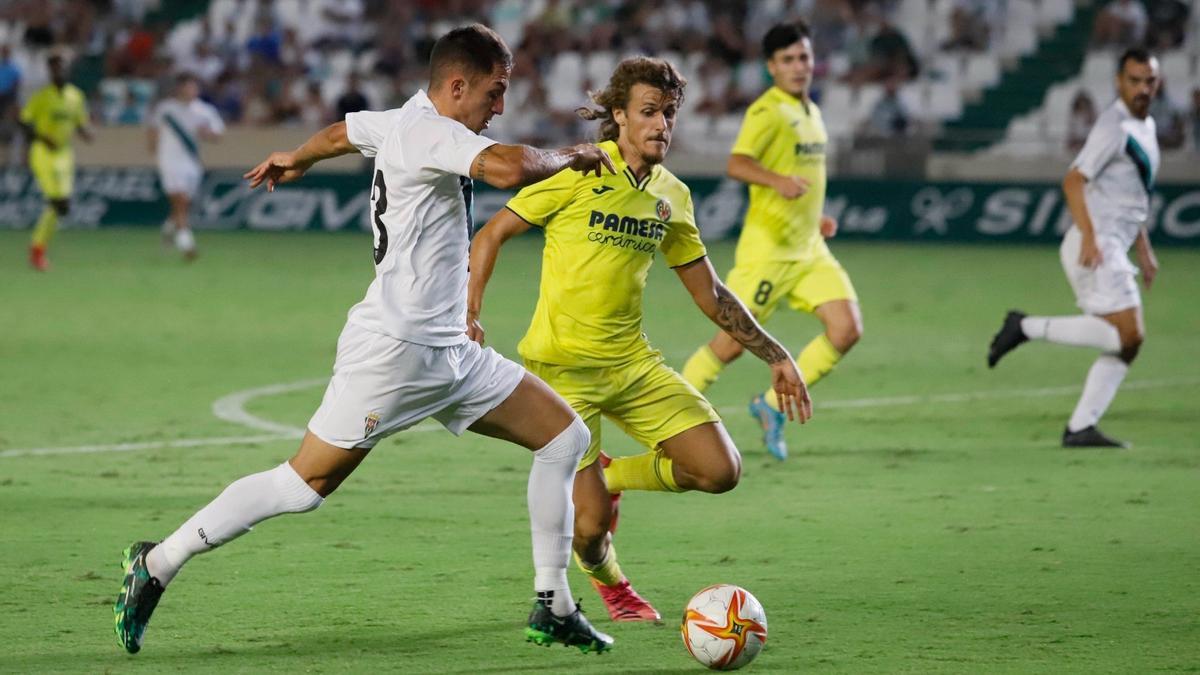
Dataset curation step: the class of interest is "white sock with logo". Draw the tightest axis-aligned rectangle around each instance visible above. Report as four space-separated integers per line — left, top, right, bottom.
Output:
1021 315 1120 351
528 416 589 617
146 461 323 585
1067 355 1129 433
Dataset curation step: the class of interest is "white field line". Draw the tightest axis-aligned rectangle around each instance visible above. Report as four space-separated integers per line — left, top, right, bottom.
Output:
2 376 1197 459
714 376 1200 415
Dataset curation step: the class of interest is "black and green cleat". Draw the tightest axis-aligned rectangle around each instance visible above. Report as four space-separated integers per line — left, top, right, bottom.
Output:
525 599 614 654
114 541 165 654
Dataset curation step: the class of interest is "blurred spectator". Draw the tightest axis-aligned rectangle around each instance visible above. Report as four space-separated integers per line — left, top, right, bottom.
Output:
1092 0 1148 48
246 17 283 67
1143 0 1189 49
1066 90 1097 154
1192 88 1200 152
847 13 918 85
1149 83 1185 150
299 81 331 128
181 41 225 87
0 45 19 159
115 89 142 125
335 73 370 120
942 0 993 51
310 0 365 50
0 45 21 113
862 78 911 138
207 72 244 123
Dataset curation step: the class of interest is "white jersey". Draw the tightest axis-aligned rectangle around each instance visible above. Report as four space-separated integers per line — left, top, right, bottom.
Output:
150 98 224 169
1070 98 1159 251
343 90 496 346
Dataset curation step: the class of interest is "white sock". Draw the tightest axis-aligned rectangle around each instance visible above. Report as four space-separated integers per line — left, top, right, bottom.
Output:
1021 315 1120 351
146 462 323 585
174 227 196 253
528 416 589 617
1067 355 1129 432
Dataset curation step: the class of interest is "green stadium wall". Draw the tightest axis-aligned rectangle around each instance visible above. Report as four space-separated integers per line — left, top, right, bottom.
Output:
0 168 1197 245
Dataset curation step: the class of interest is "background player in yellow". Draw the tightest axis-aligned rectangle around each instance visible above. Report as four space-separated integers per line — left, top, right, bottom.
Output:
21 51 93 271
682 21 863 460
469 57 811 624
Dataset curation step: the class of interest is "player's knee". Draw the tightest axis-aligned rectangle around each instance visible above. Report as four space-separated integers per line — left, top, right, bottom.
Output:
573 510 610 548
1118 331 1144 363
829 318 863 352
694 455 741 494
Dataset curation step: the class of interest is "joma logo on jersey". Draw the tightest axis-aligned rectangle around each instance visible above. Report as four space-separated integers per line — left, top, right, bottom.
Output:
794 142 825 155
587 210 666 241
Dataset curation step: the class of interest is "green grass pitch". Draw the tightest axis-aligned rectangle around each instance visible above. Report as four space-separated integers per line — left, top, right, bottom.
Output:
1 229 1197 673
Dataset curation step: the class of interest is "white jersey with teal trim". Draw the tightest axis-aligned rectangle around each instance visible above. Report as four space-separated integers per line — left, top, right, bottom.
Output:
151 98 224 170
342 90 496 347
1070 98 1159 251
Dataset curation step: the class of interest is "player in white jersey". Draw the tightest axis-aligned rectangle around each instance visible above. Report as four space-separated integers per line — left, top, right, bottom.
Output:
148 74 224 260
987 48 1162 448
114 24 619 655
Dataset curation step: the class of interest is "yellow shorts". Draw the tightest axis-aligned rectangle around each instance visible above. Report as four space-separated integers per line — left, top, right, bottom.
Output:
525 353 721 471
29 143 74 200
726 252 858 322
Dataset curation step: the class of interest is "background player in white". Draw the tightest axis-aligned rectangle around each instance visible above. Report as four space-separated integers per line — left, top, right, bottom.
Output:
987 48 1161 449
115 24 618 655
148 73 224 260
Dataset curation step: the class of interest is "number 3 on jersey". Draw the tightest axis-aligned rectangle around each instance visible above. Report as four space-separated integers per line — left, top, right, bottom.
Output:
371 169 388 264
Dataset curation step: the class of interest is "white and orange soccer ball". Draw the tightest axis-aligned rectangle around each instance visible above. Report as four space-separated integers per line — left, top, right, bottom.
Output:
681 584 769 670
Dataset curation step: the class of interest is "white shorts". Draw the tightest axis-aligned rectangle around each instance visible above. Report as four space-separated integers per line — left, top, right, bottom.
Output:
158 163 202 198
308 321 526 449
1060 226 1141 315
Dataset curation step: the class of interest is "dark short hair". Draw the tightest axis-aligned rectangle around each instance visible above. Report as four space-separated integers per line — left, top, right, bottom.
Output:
1117 47 1153 74
762 21 812 60
429 24 513 87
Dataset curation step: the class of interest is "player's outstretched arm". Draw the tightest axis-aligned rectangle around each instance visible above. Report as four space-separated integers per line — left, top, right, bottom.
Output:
244 121 356 191
466 208 532 344
674 256 813 423
469 143 615 190
727 153 809 200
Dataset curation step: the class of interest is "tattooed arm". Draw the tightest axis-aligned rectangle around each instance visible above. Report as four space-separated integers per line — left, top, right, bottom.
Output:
675 257 812 422
468 142 616 190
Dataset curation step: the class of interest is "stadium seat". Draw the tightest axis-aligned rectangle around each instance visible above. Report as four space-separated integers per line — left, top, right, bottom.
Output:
964 54 1001 91
586 51 617 89
546 52 585 112
1160 51 1194 96
1037 0 1075 27
928 81 964 120
899 82 928 121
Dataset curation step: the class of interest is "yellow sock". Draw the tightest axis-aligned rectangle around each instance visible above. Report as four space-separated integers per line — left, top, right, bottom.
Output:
682 344 725 392
604 450 682 493
31 207 58 248
574 545 624 586
765 334 842 410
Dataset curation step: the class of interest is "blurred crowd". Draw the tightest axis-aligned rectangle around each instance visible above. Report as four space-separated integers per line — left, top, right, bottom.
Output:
0 0 1197 156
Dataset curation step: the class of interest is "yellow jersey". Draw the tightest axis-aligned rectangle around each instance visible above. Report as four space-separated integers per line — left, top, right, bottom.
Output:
21 83 88 151
506 140 707 367
731 86 827 263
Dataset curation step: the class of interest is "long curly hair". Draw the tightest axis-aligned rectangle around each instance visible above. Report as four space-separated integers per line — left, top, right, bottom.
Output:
576 57 687 142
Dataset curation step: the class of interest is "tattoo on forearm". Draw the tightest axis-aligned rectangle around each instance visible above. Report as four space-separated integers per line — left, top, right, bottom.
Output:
713 285 789 364
473 146 492 181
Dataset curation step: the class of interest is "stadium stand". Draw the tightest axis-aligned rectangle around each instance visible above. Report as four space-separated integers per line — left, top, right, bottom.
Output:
0 0 1195 175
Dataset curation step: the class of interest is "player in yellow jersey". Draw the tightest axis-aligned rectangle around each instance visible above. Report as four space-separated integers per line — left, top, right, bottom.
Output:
468 57 811 623
22 52 92 271
682 22 863 460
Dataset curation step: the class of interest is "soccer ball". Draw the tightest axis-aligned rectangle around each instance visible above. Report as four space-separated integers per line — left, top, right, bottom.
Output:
681 584 768 670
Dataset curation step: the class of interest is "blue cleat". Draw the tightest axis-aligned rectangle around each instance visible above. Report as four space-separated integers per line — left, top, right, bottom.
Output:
749 394 788 460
